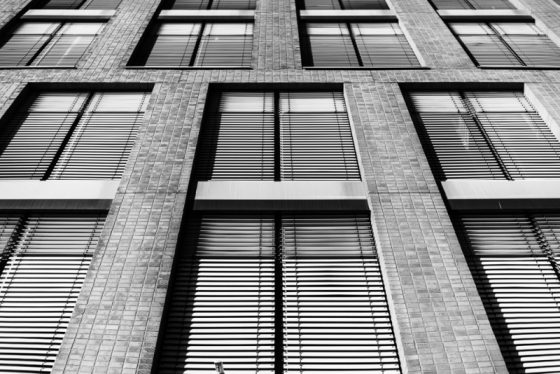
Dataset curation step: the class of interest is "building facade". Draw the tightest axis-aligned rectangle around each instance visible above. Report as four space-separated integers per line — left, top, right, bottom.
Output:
0 0 560 373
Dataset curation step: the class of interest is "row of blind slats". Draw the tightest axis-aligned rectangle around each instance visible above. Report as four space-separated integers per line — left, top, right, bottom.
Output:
303 23 420 68
168 0 256 9
430 0 514 9
0 91 149 180
156 214 400 373
195 91 360 180
408 91 560 180
157 215 276 373
0 215 105 374
458 214 560 374
451 23 560 67
41 0 121 9
301 0 389 10
282 215 400 373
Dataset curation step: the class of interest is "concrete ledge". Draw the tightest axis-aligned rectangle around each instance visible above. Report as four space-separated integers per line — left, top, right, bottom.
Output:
158 10 255 20
22 9 116 20
194 181 368 211
0 180 119 210
438 9 532 21
299 9 397 20
442 179 560 210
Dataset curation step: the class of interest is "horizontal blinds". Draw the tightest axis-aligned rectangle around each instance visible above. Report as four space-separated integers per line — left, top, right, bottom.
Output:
466 91 560 179
168 0 256 9
194 24 253 67
407 90 560 180
282 214 400 373
302 0 388 9
457 214 560 374
0 92 87 179
196 92 275 180
304 23 360 67
280 91 360 180
157 215 275 374
41 0 85 8
0 214 105 374
50 92 150 179
145 23 200 66
83 0 122 9
0 23 59 67
430 0 514 9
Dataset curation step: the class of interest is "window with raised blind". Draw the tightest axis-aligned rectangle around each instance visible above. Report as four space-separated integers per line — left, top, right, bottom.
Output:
0 22 103 67
299 0 389 10
37 0 122 9
405 90 560 180
164 0 256 10
455 213 560 374
0 90 150 179
154 213 401 374
300 22 421 67
0 213 105 374
449 22 560 67
195 90 360 180
429 0 514 9
136 22 253 67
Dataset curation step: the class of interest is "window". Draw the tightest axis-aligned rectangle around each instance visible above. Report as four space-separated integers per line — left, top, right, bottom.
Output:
195 90 360 180
0 90 150 179
136 22 253 67
300 22 421 67
0 22 103 67
429 0 514 9
299 0 389 10
405 90 560 180
454 213 560 374
164 0 256 10
0 213 106 373
36 0 122 9
449 22 560 67
154 213 401 374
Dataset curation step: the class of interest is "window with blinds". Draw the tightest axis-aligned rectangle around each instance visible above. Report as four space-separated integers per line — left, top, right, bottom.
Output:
454 213 560 374
164 0 256 10
405 90 560 180
154 213 401 374
300 22 421 67
449 22 560 67
195 90 360 180
0 90 150 179
0 213 106 374
37 0 122 9
0 22 103 67
299 0 389 10
429 0 514 9
137 22 253 67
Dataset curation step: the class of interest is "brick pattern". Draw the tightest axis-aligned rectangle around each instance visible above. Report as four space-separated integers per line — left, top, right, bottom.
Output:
0 0 558 373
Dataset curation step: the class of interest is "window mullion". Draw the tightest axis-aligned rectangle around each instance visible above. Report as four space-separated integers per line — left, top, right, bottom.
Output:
274 214 284 374
459 91 512 180
42 91 94 180
487 23 526 66
346 22 364 66
274 91 281 181
189 23 206 66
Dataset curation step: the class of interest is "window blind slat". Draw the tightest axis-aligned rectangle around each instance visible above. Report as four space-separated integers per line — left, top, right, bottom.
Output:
168 0 256 9
430 0 514 9
302 0 388 10
0 214 105 374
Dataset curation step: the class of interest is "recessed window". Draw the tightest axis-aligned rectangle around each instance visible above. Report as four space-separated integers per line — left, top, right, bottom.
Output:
0 90 150 179
299 0 389 10
449 22 560 67
429 0 514 10
132 22 253 67
0 213 106 373
195 90 360 180
300 22 421 67
36 0 122 9
0 21 104 67
405 90 560 180
164 0 256 10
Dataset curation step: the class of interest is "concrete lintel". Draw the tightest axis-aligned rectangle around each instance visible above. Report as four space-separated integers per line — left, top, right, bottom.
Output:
0 180 119 210
299 9 397 20
158 10 255 20
194 181 368 211
22 9 116 20
438 9 532 21
442 179 560 210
